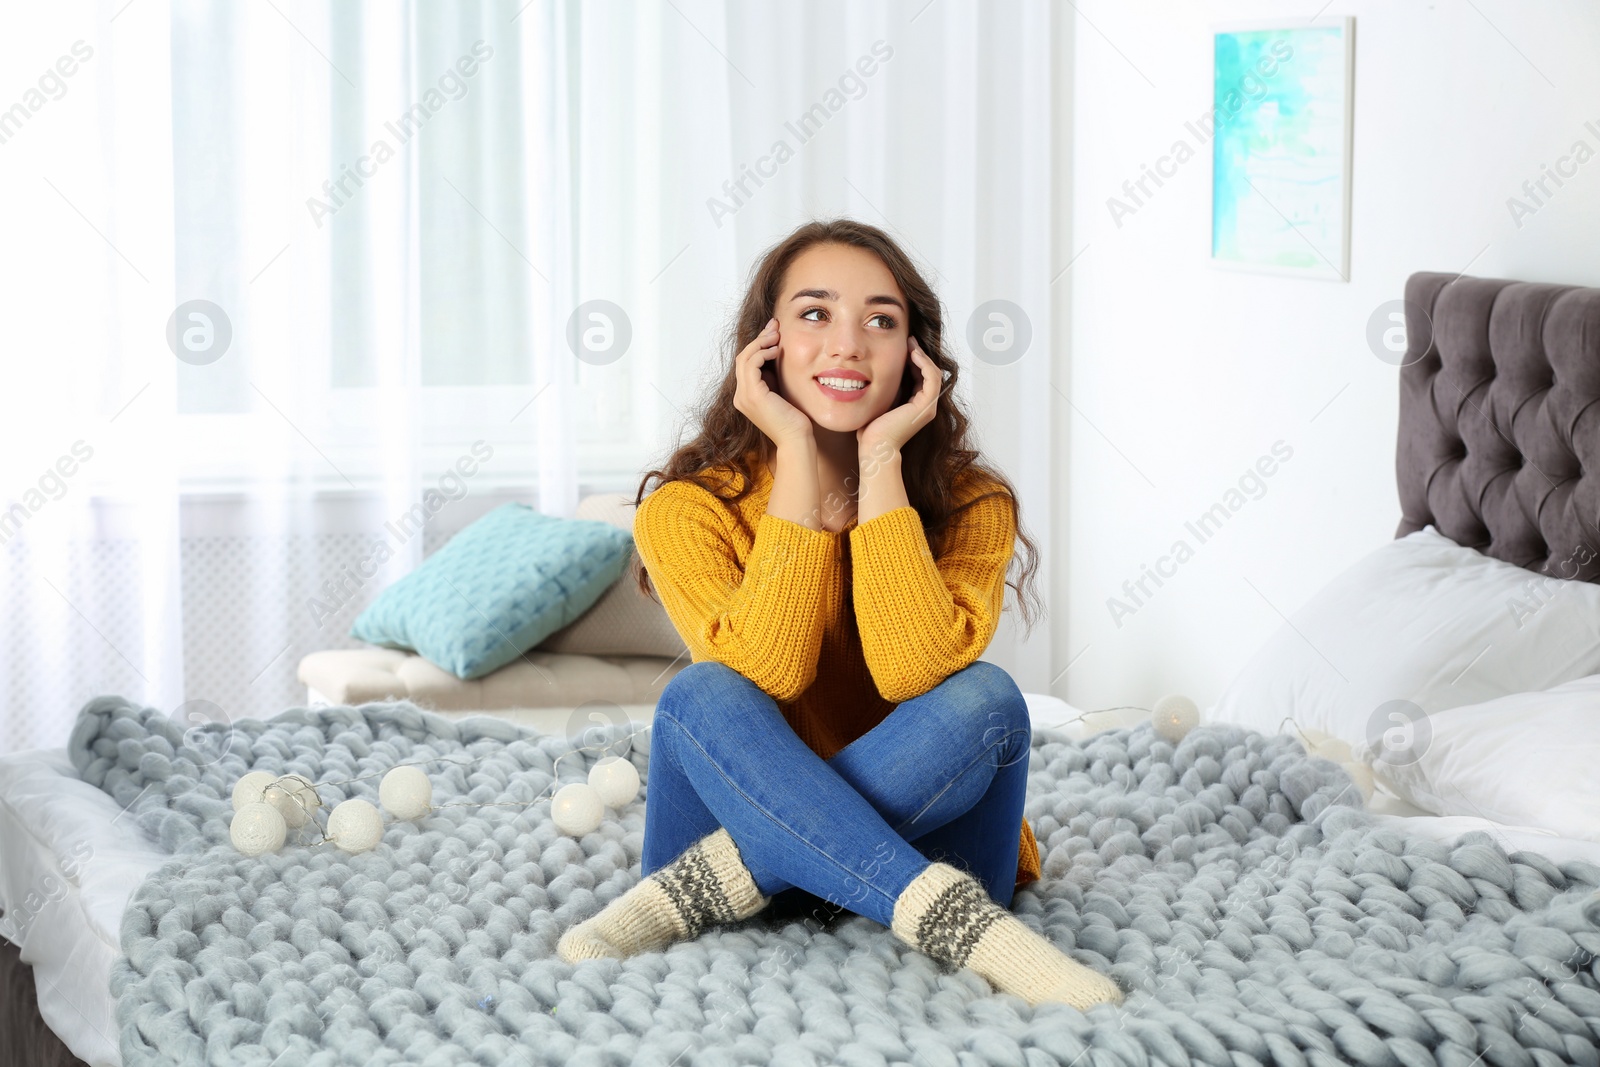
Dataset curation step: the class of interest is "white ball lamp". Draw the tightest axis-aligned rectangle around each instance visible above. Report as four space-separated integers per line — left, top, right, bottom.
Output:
231 771 277 812
1152 694 1200 743
379 766 434 821
327 799 385 854
230 801 287 856
551 782 604 836
587 756 641 809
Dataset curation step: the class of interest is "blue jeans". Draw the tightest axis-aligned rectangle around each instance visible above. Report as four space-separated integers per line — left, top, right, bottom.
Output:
640 658 1032 930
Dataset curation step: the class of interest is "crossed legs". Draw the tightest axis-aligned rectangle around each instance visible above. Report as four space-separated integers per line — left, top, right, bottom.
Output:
556 658 1125 1010
637 657 1031 928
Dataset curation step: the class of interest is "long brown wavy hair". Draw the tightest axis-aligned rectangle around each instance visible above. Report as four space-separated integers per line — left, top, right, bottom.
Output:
630 218 1043 638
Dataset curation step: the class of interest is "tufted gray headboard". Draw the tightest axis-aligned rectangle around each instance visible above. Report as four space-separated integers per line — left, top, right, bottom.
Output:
1396 271 1600 580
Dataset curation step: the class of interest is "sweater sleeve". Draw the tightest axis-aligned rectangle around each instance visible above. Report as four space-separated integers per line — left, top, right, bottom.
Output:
634 479 837 703
848 479 1016 703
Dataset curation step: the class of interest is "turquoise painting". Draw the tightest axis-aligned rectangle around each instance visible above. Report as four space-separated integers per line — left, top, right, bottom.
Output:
1211 21 1353 279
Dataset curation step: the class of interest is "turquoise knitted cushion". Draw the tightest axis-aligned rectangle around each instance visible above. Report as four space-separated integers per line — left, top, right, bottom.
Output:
349 503 634 680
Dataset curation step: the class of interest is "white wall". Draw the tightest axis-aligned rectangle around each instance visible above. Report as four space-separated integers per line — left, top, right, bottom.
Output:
1059 1 1600 713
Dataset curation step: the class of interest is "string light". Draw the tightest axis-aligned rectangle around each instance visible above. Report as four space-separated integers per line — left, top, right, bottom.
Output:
1048 699 1198 743
226 724 652 856
264 774 320 828
231 704 1374 857
1051 705 1144 728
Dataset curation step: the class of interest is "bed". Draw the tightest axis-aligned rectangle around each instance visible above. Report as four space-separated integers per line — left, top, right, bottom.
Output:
4 269 1600 1066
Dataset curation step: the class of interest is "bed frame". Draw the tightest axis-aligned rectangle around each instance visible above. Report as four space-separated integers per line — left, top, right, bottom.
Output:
1 937 88 1067
1396 271 1600 579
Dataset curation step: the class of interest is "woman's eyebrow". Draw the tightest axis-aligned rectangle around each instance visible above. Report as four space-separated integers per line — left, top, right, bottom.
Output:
788 287 906 313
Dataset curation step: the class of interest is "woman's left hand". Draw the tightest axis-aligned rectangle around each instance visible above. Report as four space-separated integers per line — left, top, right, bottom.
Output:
857 336 942 457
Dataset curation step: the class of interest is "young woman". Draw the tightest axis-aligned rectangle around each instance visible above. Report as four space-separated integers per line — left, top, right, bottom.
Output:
556 219 1122 1010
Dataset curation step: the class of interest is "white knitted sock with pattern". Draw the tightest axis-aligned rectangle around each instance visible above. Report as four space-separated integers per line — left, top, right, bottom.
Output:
890 861 1124 1010
557 826 770 962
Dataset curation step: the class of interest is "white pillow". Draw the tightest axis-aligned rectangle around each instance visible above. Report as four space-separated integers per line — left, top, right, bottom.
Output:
1206 525 1600 751
1352 673 1600 841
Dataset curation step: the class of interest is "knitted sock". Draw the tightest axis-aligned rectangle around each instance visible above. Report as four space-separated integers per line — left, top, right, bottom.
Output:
557 826 770 962
889 861 1124 1010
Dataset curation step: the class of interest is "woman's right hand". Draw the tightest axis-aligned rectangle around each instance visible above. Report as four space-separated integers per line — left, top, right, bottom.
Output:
733 316 814 448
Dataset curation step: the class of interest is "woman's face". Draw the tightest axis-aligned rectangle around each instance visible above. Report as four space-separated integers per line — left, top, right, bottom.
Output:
772 242 911 436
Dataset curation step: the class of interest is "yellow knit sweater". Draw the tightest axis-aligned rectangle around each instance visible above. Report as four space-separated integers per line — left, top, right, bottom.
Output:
632 457 1041 891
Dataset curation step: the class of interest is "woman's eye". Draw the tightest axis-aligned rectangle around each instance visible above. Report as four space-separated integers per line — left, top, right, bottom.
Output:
798 307 898 330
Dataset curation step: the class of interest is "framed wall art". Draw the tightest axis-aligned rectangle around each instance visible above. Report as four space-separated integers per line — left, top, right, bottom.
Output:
1209 17 1355 281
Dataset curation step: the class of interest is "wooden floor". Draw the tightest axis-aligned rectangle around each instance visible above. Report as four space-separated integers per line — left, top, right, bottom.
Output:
0 936 89 1067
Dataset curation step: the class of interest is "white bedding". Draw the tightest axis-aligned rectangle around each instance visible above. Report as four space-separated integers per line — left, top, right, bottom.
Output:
6 695 1600 1067
0 747 166 1067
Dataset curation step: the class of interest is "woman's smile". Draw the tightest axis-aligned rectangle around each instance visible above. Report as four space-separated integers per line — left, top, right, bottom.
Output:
816 372 870 401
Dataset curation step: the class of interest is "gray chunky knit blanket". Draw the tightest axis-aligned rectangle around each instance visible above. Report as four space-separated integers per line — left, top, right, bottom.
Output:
68 695 1600 1067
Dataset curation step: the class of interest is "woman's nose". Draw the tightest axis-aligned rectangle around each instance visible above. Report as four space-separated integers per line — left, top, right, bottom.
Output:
823 322 869 361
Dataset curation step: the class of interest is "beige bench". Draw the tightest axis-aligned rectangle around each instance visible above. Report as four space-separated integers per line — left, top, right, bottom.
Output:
296 492 690 736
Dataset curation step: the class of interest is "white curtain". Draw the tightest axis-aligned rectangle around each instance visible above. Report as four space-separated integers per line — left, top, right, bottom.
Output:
0 0 1056 755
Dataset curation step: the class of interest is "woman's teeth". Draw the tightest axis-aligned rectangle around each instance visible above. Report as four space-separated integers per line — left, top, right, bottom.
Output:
817 377 866 390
